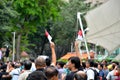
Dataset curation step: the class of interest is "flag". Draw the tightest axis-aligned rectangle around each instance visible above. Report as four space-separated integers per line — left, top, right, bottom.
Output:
45 30 52 43
77 30 83 41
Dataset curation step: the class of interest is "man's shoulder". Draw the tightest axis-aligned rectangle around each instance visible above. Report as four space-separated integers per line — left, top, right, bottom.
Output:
66 71 78 79
87 68 94 72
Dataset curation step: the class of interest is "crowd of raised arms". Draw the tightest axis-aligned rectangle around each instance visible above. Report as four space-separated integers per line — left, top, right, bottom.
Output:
0 41 120 80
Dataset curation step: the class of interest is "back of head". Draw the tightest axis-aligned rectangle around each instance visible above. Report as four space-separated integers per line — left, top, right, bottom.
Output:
10 62 15 68
29 58 35 63
57 61 65 68
26 71 47 80
45 58 51 66
94 62 98 68
74 71 87 80
44 66 58 80
68 57 80 69
87 59 94 67
35 56 46 68
24 60 32 70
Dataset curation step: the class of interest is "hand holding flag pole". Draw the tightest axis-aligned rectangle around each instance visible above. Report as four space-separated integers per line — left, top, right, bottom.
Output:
45 30 52 43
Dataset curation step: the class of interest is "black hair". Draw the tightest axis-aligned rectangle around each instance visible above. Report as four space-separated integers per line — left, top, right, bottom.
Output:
112 64 116 70
103 64 108 67
0 64 7 70
46 58 51 66
99 64 103 69
68 57 80 69
74 73 87 80
82 62 86 69
57 61 65 68
87 59 94 67
10 63 15 68
44 66 58 79
94 62 98 68
24 60 32 70
29 58 35 62
112 61 119 65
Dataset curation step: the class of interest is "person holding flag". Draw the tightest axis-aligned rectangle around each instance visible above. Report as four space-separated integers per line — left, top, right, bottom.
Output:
76 30 83 41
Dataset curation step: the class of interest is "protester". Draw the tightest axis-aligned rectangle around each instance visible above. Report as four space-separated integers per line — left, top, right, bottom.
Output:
29 58 36 72
98 64 104 80
45 66 58 80
106 64 117 80
26 56 47 79
103 64 109 80
85 59 95 80
56 61 66 80
18 60 32 80
65 56 81 80
94 62 99 73
26 71 47 80
2 62 21 80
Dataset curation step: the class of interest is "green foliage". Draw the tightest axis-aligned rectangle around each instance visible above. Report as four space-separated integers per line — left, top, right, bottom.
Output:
0 0 18 27
52 0 90 45
57 59 68 63
0 0 18 47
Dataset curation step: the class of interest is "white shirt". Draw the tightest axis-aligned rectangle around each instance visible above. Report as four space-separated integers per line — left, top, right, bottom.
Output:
30 63 36 72
86 68 94 80
18 70 31 80
106 70 117 80
9 68 20 80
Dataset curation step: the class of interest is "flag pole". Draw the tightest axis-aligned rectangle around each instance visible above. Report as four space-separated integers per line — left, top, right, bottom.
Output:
77 12 90 59
12 32 15 62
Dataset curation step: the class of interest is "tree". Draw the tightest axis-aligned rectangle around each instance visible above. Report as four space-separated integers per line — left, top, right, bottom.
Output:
12 0 61 59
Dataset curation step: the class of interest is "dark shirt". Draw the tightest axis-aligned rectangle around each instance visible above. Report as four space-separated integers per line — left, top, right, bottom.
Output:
99 70 104 80
36 68 44 72
65 71 78 80
26 68 47 80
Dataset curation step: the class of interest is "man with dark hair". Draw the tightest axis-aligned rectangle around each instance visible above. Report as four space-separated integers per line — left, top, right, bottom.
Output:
65 56 80 80
45 66 58 80
56 61 66 80
86 59 95 80
94 62 99 73
103 64 109 80
18 60 32 80
98 64 104 80
29 58 36 72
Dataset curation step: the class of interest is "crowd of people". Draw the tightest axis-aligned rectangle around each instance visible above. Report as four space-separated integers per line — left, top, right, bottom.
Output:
0 41 120 80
